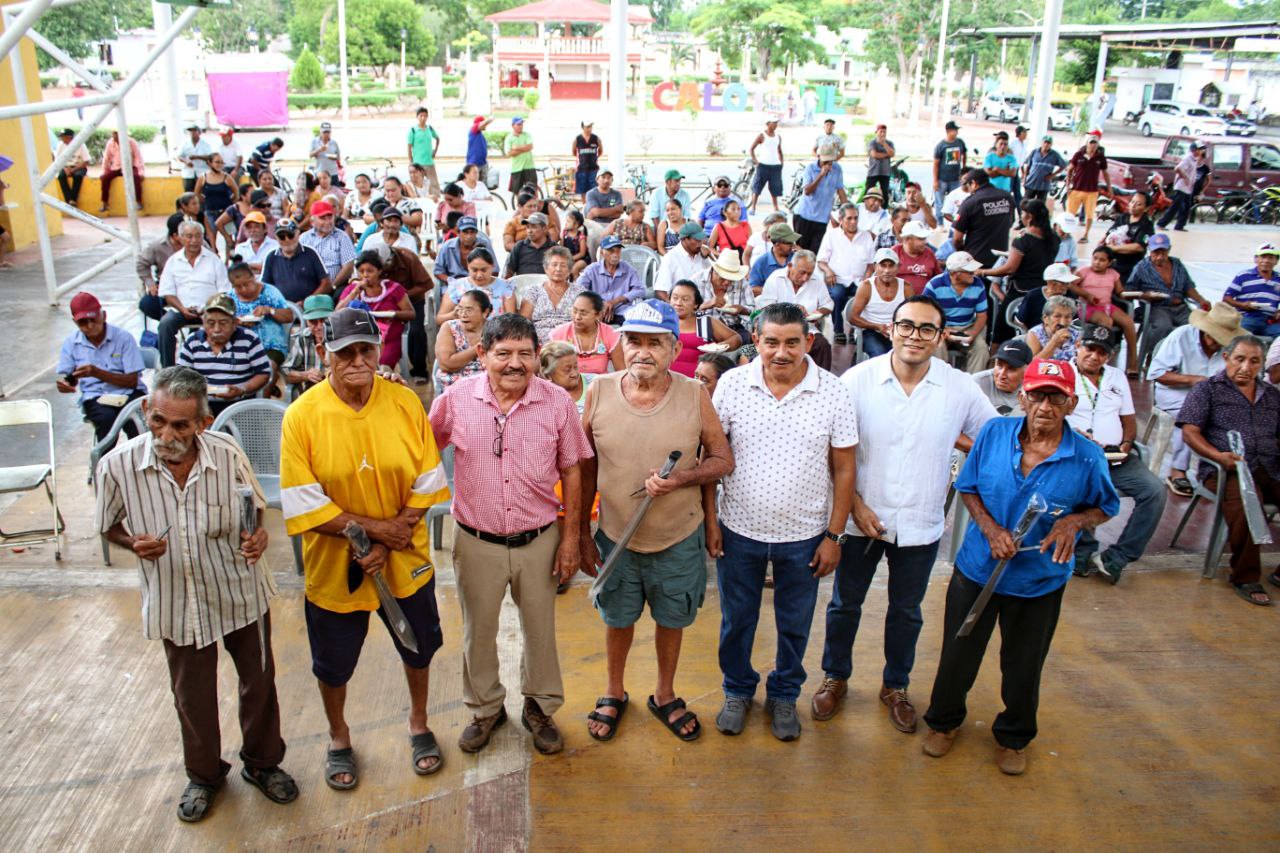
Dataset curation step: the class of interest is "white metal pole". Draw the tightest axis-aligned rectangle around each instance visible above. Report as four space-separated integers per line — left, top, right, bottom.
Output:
152 1 182 159
928 0 952 143
114 105 143 260
609 0 626 175
338 0 350 129
1092 39 1110 100
1029 0 1065 143
0 0 55 65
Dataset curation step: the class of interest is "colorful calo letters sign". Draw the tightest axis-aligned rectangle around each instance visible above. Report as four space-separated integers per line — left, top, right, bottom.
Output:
652 82 837 113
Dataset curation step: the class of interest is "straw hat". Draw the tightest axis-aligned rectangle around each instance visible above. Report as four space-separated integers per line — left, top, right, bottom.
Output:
1189 302 1243 347
711 251 748 282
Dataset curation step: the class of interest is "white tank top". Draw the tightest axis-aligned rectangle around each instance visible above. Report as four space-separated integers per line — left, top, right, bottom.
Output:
862 277 905 326
757 133 782 166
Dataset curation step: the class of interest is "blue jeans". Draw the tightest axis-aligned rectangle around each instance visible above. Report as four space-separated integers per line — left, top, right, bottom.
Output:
860 329 891 359
935 178 961 221
1241 315 1280 338
829 282 853 334
1074 454 1167 573
821 536 940 689
1157 189 1192 230
716 524 823 703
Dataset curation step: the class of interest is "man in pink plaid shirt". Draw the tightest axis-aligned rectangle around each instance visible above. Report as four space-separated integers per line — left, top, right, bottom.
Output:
429 313 592 757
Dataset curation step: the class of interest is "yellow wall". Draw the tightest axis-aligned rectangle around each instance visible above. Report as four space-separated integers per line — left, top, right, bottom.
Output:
0 1 64 250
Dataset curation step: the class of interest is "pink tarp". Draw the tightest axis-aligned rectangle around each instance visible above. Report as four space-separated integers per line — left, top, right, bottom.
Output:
208 71 289 128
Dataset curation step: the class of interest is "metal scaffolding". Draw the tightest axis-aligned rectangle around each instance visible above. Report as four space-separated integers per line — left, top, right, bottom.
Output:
0 0 199 305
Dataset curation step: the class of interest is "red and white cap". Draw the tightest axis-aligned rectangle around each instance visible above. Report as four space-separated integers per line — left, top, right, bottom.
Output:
69 292 101 321
1023 358 1076 396
1086 129 1103 139
310 200 336 217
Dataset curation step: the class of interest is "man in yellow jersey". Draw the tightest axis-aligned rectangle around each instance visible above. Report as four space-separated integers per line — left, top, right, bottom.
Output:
281 308 451 790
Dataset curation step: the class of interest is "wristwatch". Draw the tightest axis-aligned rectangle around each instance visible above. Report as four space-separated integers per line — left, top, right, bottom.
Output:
823 530 848 545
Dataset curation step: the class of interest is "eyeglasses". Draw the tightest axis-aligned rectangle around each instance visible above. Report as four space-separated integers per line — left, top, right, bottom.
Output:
892 320 942 342
715 182 730 188
1025 389 1070 406
493 415 507 458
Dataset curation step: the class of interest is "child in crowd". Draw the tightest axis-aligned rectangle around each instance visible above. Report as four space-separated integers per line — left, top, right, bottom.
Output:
227 259 294 394
657 198 686 255
1075 245 1138 376
337 250 414 368
561 210 588 278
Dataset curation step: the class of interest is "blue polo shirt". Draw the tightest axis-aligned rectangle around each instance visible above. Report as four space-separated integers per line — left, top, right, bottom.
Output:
983 151 1019 192
56 323 147 403
924 271 988 328
1223 266 1280 324
793 161 845 224
432 233 495 281
467 128 488 166
261 245 329 303
955 417 1120 597
748 251 785 291
697 193 745 228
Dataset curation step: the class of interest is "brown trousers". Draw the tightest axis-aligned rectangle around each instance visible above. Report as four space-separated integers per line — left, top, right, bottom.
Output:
162 612 285 785
1209 470 1280 585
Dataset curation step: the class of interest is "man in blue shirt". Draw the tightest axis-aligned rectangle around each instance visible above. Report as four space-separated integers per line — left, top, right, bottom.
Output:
432 216 493 285
467 116 495 183
56 291 148 441
1021 135 1066 201
748 222 800 294
578 236 644 322
697 175 745 231
983 132 1019 193
923 251 989 372
921 358 1119 776
261 220 330 303
793 144 848 252
1222 243 1280 336
646 169 692 226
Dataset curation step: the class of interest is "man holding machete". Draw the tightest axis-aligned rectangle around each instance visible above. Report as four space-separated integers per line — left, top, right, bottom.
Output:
96 367 297 823
921 358 1118 776
579 299 734 742
281 309 453 790
430 313 593 756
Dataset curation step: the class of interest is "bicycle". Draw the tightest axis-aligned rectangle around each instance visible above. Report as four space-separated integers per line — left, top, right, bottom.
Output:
535 163 577 207
626 162 655 205
1215 181 1280 225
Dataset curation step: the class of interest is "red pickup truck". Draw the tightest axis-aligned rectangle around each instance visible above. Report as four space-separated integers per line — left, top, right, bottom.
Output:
1106 135 1280 201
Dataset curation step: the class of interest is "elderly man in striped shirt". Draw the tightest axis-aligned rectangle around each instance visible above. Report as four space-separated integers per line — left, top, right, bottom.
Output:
176 294 272 414
95 366 297 822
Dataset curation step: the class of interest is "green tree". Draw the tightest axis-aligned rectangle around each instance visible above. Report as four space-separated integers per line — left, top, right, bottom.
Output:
690 0 832 79
34 0 150 69
290 44 326 91
319 0 436 74
194 0 293 54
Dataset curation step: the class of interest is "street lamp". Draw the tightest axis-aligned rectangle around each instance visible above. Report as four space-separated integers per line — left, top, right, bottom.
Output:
400 27 407 85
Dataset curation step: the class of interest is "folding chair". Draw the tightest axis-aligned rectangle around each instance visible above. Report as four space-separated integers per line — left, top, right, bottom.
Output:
425 445 455 551
88 394 148 486
211 399 303 573
620 245 661 296
507 274 545 310
1170 451 1279 580
0 399 65 560
1141 407 1175 476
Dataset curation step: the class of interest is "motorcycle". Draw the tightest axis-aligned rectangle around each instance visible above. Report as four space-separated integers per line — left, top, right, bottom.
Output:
1096 173 1170 220
1123 109 1144 127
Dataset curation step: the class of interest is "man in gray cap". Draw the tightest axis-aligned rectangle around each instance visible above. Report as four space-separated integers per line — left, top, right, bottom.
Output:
793 144 848 251
655 222 712 304
504 211 558 277
311 122 343 183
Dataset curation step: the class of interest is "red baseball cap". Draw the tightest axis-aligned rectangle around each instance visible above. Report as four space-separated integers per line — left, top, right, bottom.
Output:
1022 358 1076 396
1086 129 1103 139
310 200 336 217
69 292 101 320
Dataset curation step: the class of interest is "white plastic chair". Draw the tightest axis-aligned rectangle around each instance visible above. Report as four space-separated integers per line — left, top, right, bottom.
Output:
425 445 455 551
507 274 545 309
0 399 64 560
211 399 303 573
620 245 661 293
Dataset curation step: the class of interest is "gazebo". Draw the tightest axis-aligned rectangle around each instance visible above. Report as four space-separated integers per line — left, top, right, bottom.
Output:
485 0 653 100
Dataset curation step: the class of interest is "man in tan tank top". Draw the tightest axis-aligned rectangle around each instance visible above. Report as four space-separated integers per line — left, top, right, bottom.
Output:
578 299 734 743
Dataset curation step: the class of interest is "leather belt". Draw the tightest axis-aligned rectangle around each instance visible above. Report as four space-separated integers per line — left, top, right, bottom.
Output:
456 521 552 549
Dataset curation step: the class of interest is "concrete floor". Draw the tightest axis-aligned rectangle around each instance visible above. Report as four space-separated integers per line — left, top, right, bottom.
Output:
1 200 1279 848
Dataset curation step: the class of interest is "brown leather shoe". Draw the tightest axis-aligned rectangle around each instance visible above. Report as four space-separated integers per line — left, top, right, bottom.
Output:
878 685 917 733
921 727 957 758
522 698 564 755
995 745 1027 775
458 706 507 753
810 677 847 721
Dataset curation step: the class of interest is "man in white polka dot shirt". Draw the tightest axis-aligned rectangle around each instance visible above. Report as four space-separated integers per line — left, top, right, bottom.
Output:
709 302 858 742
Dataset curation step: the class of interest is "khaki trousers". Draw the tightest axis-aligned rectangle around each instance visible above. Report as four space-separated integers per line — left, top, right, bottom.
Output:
453 525 564 717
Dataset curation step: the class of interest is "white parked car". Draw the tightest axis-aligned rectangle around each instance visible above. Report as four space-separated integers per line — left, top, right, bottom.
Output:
980 93 1026 123
1048 102 1075 130
1139 100 1228 138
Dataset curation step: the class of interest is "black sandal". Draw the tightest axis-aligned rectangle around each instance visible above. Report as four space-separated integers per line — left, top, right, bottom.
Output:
241 765 299 804
325 747 358 790
410 732 444 776
177 780 221 822
1267 572 1280 590
1233 582 1273 606
587 693 629 742
647 695 701 742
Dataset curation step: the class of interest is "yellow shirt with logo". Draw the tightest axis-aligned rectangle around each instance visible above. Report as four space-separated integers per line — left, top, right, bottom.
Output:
281 377 450 612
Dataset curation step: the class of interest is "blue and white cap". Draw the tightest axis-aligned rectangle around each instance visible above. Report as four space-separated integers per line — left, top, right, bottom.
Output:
618 299 679 337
